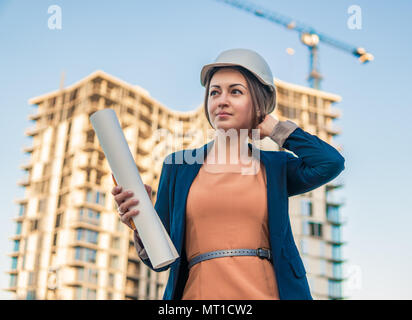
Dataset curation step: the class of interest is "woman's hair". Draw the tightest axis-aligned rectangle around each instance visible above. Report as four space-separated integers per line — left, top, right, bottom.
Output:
203 65 275 131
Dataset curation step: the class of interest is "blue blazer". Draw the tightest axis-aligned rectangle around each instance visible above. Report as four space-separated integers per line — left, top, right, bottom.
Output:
139 125 345 300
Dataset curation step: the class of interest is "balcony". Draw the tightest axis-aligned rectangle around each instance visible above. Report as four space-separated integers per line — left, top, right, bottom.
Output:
28 112 42 121
20 160 33 171
325 107 342 119
17 177 30 187
322 123 342 136
326 209 347 225
25 125 45 137
22 145 35 153
325 177 344 191
125 286 139 298
326 193 346 207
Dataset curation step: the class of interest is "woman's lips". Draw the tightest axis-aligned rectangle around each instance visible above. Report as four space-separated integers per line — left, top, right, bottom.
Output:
217 113 232 117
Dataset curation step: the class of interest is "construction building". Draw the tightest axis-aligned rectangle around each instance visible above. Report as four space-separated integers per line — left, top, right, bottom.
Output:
6 70 346 300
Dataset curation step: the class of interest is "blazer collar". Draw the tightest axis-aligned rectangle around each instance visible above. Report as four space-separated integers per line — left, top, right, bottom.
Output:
189 139 265 166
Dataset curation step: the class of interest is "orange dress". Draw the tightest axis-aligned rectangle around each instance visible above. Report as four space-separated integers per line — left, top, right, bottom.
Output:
181 157 280 300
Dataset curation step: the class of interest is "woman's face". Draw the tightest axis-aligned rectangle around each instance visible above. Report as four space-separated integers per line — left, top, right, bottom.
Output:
207 68 253 133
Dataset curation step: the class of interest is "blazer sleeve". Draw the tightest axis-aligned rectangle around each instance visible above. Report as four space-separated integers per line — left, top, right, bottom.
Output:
269 120 345 197
133 155 174 272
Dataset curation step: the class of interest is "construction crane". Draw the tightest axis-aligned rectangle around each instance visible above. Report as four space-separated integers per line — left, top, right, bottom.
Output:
215 0 374 90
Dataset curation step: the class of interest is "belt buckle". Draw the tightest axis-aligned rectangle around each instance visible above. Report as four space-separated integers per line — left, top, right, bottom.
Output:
257 247 272 261
256 248 265 259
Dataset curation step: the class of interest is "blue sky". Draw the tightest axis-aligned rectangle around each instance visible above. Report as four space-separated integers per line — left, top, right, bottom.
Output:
1 0 411 299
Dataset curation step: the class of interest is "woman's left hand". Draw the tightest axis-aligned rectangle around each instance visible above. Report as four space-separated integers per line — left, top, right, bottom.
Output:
249 114 279 140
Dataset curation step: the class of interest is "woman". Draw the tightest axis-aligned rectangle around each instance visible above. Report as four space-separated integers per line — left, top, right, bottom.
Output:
112 48 345 300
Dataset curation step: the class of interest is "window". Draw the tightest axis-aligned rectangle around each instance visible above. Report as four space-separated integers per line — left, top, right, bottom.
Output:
301 199 313 216
13 240 20 252
327 206 341 223
57 193 68 209
309 111 318 125
320 259 326 276
55 213 63 228
156 283 163 298
79 208 100 225
53 232 58 246
332 244 342 260
116 218 123 232
26 290 36 300
108 273 115 287
86 130 95 143
74 247 97 263
111 237 120 250
302 221 309 236
87 269 98 284
319 241 326 257
86 288 96 300
67 122 72 135
77 267 84 281
308 95 317 107
95 172 103 185
76 228 98 245
11 257 18 270
60 175 70 189
9 274 17 288
16 222 22 235
109 255 119 269
86 189 93 202
65 139 70 152
96 191 105 206
332 226 341 242
67 105 75 119
75 287 83 300
333 263 343 279
19 204 26 217
328 280 342 299
86 189 106 207
300 239 308 254
28 272 35 286
30 219 38 232
309 222 323 237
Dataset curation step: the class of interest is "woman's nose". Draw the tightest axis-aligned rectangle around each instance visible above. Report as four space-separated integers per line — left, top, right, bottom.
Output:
214 91 230 106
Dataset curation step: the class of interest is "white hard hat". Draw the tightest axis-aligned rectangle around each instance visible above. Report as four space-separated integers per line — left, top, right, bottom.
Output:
200 48 276 113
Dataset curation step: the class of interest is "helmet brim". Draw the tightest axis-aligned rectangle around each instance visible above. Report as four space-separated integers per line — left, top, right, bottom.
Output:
200 62 275 93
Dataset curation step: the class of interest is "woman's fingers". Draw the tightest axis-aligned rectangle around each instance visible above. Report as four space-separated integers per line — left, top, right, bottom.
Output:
118 197 139 214
111 185 122 195
114 190 134 207
121 209 140 225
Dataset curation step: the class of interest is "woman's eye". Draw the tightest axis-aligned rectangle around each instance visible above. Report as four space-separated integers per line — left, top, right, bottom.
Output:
210 89 242 96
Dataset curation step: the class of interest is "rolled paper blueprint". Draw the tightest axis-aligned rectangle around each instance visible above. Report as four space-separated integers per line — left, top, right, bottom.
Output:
90 108 179 269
